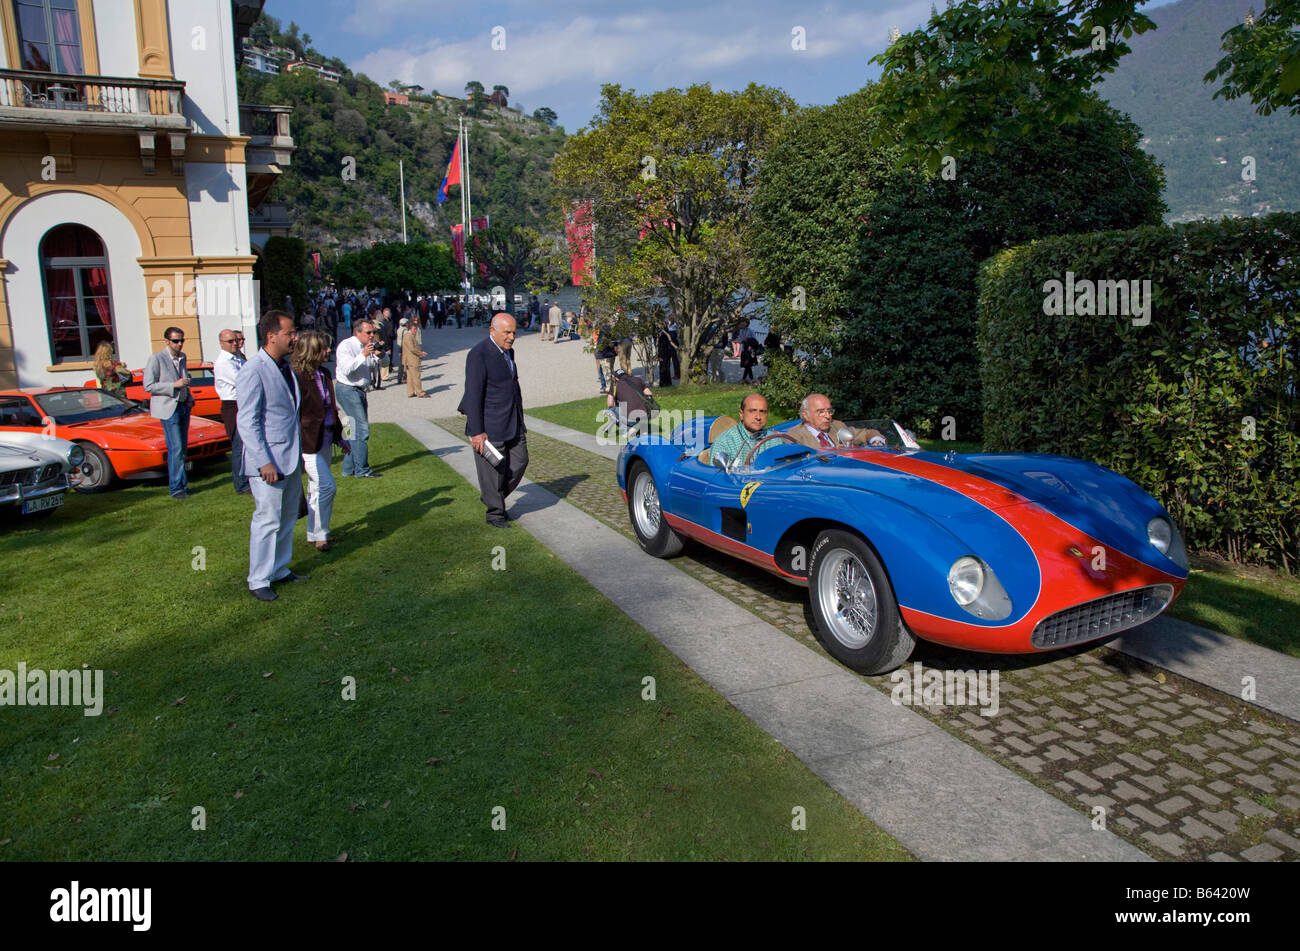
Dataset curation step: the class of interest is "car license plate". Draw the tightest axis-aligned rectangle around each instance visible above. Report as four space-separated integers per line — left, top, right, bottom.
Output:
22 494 63 514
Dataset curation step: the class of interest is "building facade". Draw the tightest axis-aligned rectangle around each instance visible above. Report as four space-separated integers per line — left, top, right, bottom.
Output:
0 0 281 388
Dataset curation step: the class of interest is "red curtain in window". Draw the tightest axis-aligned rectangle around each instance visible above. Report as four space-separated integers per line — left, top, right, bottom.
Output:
52 8 82 74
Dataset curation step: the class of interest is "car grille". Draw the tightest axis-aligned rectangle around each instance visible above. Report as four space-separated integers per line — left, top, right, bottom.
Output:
0 464 54 486
1032 584 1175 649
187 441 226 459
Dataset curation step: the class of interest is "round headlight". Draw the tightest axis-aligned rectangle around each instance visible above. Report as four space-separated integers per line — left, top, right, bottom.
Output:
67 444 84 468
948 556 985 606
1147 517 1172 555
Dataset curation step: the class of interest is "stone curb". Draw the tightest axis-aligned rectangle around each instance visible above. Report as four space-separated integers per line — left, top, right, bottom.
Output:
402 418 1149 861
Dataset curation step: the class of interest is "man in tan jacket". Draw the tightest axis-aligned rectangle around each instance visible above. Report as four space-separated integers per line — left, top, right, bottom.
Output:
401 318 428 397
787 393 883 450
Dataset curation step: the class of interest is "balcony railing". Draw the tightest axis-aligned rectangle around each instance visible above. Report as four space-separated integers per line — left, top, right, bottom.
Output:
238 103 292 142
0 69 185 117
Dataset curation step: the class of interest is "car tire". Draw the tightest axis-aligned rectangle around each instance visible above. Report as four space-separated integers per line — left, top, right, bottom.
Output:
626 460 683 558
808 529 915 674
74 442 116 493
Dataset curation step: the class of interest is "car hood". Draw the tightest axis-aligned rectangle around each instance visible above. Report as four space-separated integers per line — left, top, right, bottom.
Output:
806 449 1182 574
63 414 168 446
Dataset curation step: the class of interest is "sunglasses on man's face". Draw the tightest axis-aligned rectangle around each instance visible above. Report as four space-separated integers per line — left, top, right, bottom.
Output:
168 338 184 344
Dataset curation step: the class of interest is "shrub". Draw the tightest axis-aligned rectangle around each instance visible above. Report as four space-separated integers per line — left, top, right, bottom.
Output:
978 213 1299 570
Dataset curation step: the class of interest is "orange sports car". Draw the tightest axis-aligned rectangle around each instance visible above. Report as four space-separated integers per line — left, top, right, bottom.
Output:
0 387 229 492
86 362 223 419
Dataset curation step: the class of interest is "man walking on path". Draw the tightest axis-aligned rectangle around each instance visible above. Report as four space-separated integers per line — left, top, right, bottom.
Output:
142 326 194 499
334 319 382 478
460 313 528 527
238 310 308 602
213 328 249 494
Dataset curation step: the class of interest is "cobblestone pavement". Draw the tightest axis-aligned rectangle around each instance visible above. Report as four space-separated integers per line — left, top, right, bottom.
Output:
434 421 1300 861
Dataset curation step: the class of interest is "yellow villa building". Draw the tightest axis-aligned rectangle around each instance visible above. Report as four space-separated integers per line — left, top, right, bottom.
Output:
0 0 292 387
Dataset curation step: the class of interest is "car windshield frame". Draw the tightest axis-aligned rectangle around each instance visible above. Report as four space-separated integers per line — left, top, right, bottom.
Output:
35 389 142 424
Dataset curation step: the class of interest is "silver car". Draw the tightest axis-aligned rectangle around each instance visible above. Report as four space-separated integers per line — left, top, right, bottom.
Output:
0 431 84 517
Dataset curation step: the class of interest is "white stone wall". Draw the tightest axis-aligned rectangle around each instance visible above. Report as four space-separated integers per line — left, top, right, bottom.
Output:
170 0 239 136
93 0 139 78
1 191 149 388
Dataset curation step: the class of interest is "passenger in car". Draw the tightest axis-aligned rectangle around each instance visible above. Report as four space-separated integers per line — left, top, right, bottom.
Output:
711 393 769 468
788 393 882 450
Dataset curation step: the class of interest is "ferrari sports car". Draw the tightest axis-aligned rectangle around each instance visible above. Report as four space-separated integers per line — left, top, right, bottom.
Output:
0 388 229 492
618 416 1189 674
86 363 223 419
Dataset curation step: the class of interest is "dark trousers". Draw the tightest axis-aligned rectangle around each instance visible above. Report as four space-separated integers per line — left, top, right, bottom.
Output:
473 432 528 524
220 400 249 492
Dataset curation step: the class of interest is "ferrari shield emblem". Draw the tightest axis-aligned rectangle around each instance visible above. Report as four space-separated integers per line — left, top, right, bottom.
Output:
740 481 760 508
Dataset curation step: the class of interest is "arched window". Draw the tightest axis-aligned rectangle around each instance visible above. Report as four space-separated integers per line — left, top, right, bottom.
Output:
12 0 83 73
41 224 114 364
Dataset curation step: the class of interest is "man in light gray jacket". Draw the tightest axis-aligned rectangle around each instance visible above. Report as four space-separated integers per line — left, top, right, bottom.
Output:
142 326 195 498
237 310 308 602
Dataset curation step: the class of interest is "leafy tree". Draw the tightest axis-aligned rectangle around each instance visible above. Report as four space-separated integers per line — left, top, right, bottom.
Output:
750 85 1165 435
1204 0 1300 116
492 84 509 103
533 106 557 126
870 0 1154 171
261 236 308 313
469 223 557 311
334 243 459 292
552 83 797 380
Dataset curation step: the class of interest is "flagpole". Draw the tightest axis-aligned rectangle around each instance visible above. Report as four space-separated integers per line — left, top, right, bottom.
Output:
399 158 407 245
463 120 474 297
462 120 473 294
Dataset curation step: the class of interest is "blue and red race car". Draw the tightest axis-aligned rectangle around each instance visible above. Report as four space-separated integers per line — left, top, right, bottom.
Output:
617 416 1188 674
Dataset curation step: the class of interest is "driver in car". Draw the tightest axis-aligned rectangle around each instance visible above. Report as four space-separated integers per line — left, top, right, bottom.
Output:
711 393 770 468
789 393 884 450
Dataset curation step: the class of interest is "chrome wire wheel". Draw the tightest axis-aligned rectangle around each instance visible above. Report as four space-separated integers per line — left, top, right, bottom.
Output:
632 469 662 538
815 548 878 649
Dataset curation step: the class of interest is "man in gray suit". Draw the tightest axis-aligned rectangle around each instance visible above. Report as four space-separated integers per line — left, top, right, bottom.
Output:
142 326 195 498
237 310 309 602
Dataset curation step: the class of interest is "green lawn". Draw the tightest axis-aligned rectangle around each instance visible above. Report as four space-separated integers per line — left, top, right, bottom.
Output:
0 425 909 861
1169 554 1300 658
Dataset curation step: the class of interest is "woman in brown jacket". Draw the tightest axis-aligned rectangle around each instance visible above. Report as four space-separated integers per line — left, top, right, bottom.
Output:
292 332 349 551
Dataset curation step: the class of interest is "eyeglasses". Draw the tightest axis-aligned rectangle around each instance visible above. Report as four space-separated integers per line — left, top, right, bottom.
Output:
812 407 834 416
168 337 184 344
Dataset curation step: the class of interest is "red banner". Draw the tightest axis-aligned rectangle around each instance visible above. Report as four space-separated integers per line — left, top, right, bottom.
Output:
566 201 594 285
311 252 321 277
450 224 466 268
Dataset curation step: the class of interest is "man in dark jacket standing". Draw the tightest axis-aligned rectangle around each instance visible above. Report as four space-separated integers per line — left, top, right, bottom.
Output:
459 313 528 527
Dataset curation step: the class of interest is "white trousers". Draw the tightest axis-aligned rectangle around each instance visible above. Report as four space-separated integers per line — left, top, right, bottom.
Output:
247 460 304 589
302 429 337 543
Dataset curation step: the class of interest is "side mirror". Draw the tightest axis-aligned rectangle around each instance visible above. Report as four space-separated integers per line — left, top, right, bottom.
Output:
713 451 732 469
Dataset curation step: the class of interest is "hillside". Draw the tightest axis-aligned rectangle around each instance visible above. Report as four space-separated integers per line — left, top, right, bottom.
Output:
238 27 567 253
1100 0 1300 221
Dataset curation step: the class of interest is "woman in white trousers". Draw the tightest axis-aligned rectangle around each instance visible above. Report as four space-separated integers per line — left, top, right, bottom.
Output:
292 332 349 551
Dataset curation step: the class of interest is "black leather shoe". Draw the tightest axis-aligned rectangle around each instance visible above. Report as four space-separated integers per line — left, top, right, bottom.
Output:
278 571 311 583
250 587 277 602
487 519 510 529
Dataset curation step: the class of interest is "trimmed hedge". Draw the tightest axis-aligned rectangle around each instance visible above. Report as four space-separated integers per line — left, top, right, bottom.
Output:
977 213 1299 571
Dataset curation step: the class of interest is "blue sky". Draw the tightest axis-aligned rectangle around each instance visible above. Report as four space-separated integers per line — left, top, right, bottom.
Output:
262 0 1181 131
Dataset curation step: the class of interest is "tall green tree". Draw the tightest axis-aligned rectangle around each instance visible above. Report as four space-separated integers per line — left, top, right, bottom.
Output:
750 86 1165 436
1204 0 1300 116
469 223 557 312
334 242 459 292
552 82 797 379
870 0 1153 170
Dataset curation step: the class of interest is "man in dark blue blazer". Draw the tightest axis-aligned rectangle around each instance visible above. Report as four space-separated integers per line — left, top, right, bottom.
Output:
459 313 528 527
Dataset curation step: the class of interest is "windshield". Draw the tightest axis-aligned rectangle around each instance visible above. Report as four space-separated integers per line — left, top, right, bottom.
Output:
36 389 140 424
842 419 921 451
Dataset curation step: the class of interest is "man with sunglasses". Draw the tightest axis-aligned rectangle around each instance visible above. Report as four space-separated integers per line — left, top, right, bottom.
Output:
334 316 382 478
142 326 195 499
214 327 250 494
